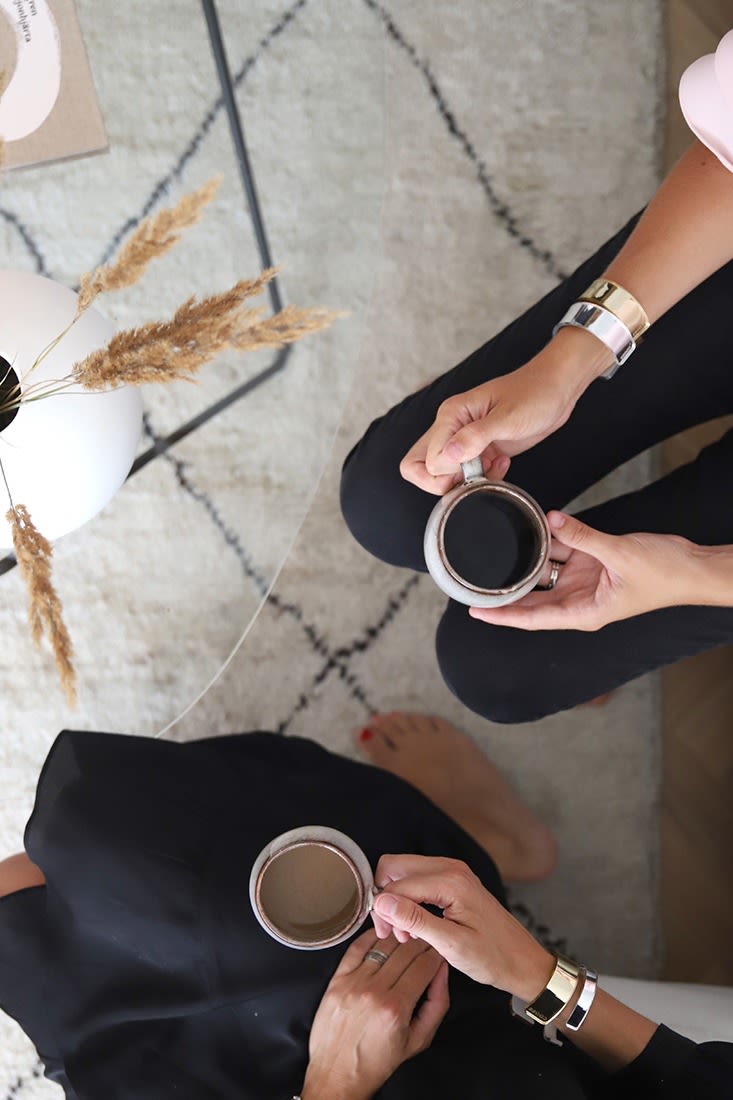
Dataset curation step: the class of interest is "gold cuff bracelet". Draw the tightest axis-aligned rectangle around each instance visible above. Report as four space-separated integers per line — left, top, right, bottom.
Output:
579 278 650 344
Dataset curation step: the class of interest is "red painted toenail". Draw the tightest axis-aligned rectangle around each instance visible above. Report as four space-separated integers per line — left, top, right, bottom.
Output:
359 728 373 742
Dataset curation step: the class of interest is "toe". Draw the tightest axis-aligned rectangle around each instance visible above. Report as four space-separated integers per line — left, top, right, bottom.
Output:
370 712 410 742
355 725 394 763
398 712 437 740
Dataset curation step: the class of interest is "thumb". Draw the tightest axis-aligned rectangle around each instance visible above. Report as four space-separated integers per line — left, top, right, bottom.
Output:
438 419 497 465
373 892 448 950
548 511 616 562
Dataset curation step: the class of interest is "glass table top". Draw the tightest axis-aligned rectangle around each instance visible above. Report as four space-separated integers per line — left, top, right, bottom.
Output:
0 0 386 739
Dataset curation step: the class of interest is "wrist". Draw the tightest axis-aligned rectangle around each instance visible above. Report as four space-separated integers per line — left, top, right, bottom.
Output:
301 1065 374 1100
682 542 733 607
510 942 556 1002
539 325 616 394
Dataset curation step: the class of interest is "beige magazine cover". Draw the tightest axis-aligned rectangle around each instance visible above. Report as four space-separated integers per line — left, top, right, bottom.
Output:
0 0 107 170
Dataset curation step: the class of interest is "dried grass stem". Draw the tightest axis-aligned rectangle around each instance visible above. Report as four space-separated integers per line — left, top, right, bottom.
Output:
6 503 76 707
75 177 221 314
73 271 339 388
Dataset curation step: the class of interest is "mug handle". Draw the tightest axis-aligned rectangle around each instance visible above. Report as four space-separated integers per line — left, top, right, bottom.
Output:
461 457 484 482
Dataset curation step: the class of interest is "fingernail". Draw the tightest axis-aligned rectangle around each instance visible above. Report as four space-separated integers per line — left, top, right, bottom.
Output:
375 893 398 917
358 728 373 742
549 511 566 529
442 442 463 461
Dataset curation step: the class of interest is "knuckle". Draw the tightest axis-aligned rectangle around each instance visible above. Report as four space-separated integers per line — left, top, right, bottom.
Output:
362 986 383 1012
449 860 473 886
343 987 362 1012
379 996 404 1028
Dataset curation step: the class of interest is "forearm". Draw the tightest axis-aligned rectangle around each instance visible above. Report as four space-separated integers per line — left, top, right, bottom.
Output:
556 987 657 1073
605 140 733 324
540 140 733 391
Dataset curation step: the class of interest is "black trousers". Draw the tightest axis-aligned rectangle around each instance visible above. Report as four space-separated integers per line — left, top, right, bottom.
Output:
340 215 733 723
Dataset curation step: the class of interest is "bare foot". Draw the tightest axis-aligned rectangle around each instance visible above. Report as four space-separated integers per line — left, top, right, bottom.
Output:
356 712 557 883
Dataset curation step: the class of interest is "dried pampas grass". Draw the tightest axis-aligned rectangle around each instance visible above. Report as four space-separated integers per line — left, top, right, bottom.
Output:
6 503 76 707
73 273 340 389
0 170 341 706
75 177 221 314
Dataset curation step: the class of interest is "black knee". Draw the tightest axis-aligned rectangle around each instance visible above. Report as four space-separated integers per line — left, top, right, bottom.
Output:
435 610 581 724
339 425 431 572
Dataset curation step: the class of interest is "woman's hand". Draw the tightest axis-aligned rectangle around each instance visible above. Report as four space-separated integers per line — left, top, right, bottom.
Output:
372 857 663 1077
301 929 449 1100
400 330 609 496
470 511 711 632
371 855 553 1002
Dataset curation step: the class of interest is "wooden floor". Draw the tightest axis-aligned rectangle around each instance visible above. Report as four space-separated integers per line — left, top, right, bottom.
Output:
660 0 733 983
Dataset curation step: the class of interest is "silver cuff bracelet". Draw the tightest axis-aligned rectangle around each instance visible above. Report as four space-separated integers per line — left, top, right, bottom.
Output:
566 967 598 1031
553 301 636 379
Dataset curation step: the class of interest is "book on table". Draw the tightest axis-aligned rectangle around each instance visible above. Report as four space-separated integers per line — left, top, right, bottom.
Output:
0 0 107 172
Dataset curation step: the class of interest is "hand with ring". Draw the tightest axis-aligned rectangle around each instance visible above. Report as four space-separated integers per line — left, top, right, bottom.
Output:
470 511 704 632
300 929 449 1100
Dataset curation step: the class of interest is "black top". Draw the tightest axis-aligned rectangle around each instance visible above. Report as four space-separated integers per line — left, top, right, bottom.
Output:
0 730 729 1099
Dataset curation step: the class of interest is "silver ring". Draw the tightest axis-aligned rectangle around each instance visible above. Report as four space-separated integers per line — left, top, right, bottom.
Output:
545 560 562 590
364 949 390 966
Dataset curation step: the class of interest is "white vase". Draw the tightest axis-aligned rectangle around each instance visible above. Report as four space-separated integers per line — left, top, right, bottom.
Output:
0 269 142 551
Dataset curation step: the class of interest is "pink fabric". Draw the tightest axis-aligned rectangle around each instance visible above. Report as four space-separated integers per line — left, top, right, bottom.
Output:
679 29 733 172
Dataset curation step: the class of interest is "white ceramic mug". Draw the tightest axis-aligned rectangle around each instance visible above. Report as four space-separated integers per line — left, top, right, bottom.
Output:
249 826 376 950
424 458 550 608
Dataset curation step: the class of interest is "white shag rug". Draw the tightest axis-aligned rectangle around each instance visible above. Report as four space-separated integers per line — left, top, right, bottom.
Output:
0 0 664 1093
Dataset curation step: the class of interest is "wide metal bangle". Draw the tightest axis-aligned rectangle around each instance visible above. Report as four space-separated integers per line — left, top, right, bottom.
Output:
524 954 582 1025
579 278 650 343
566 967 598 1031
553 301 635 380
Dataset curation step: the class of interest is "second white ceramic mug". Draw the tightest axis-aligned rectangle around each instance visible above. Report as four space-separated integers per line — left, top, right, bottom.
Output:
249 825 376 951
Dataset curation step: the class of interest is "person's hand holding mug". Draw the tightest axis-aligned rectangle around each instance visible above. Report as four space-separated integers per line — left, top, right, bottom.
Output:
371 856 662 1076
400 329 611 496
371 855 553 1001
469 511 727 632
300 929 449 1100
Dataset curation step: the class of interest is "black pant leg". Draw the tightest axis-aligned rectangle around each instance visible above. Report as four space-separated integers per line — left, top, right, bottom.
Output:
436 430 733 723
340 212 733 570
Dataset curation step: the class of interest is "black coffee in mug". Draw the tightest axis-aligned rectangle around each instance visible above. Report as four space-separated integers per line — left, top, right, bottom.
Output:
442 491 541 589
424 466 550 608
